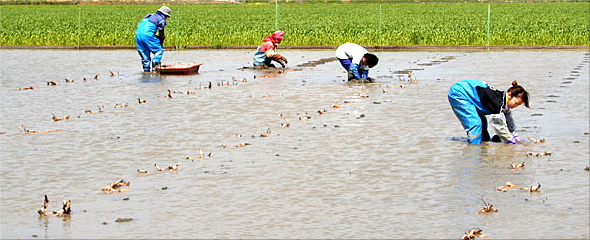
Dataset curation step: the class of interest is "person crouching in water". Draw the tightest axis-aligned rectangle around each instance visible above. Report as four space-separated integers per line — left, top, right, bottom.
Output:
448 80 530 144
335 43 379 82
135 6 170 72
253 30 288 68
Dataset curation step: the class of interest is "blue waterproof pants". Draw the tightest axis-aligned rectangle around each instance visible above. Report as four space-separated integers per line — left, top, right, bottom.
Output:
338 58 352 70
135 20 163 72
448 85 490 144
338 58 368 80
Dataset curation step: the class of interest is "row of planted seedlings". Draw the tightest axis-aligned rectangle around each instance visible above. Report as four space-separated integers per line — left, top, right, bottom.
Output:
19 64 560 234
459 56 590 239
28 66 423 222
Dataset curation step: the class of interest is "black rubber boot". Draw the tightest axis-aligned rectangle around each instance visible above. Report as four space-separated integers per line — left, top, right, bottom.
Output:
347 70 356 81
152 62 161 72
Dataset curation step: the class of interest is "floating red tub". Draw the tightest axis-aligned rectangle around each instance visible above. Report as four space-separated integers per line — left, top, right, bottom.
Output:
157 62 202 74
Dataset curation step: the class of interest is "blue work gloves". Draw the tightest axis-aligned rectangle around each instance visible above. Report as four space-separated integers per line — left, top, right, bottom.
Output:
361 69 369 79
348 64 372 82
349 63 362 80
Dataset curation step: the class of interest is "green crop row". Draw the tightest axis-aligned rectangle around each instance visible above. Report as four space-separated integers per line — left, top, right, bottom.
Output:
0 3 588 46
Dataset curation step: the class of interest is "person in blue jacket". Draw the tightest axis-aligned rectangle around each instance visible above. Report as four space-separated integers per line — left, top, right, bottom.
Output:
335 43 379 82
448 80 530 144
135 6 171 72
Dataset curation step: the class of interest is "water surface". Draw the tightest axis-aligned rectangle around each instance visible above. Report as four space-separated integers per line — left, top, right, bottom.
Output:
1 49 588 239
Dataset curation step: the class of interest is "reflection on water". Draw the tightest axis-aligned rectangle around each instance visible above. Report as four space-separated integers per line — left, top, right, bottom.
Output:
139 73 164 83
1 49 588 239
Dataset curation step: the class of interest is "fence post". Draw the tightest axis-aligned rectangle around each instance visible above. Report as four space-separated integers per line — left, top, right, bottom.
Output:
379 4 382 48
486 3 490 51
175 7 179 49
275 0 279 31
78 6 81 49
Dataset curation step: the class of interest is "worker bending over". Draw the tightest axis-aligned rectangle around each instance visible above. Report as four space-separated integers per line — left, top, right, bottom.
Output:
448 80 530 144
253 30 288 68
135 6 171 72
335 43 379 82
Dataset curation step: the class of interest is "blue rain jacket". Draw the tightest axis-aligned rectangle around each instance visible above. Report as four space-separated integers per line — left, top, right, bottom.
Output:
135 12 166 71
449 79 518 144
448 79 491 143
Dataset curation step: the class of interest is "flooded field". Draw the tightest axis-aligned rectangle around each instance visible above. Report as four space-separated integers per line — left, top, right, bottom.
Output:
0 49 588 239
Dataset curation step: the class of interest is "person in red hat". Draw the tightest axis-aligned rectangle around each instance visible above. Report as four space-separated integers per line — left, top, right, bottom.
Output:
253 30 288 68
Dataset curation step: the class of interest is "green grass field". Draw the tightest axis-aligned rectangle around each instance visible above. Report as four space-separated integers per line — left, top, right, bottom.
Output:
0 3 588 47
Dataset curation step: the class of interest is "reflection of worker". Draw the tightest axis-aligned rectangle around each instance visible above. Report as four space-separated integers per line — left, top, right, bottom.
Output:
135 6 171 72
448 80 530 144
253 30 288 68
335 43 379 82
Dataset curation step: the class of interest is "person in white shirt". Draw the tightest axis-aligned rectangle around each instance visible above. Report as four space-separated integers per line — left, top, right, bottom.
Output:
335 43 379 82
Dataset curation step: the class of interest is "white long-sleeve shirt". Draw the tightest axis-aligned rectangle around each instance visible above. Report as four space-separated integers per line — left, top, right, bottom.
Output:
335 43 369 70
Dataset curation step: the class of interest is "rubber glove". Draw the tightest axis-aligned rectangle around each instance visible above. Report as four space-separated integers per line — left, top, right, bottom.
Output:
270 54 286 68
349 63 362 80
512 133 521 142
279 55 288 64
361 69 369 79
505 135 519 144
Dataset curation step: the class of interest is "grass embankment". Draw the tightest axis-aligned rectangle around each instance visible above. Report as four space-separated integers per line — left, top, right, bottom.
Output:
0 3 588 47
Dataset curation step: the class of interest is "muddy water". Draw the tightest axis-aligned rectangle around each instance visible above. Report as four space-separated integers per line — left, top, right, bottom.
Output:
0 49 588 239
